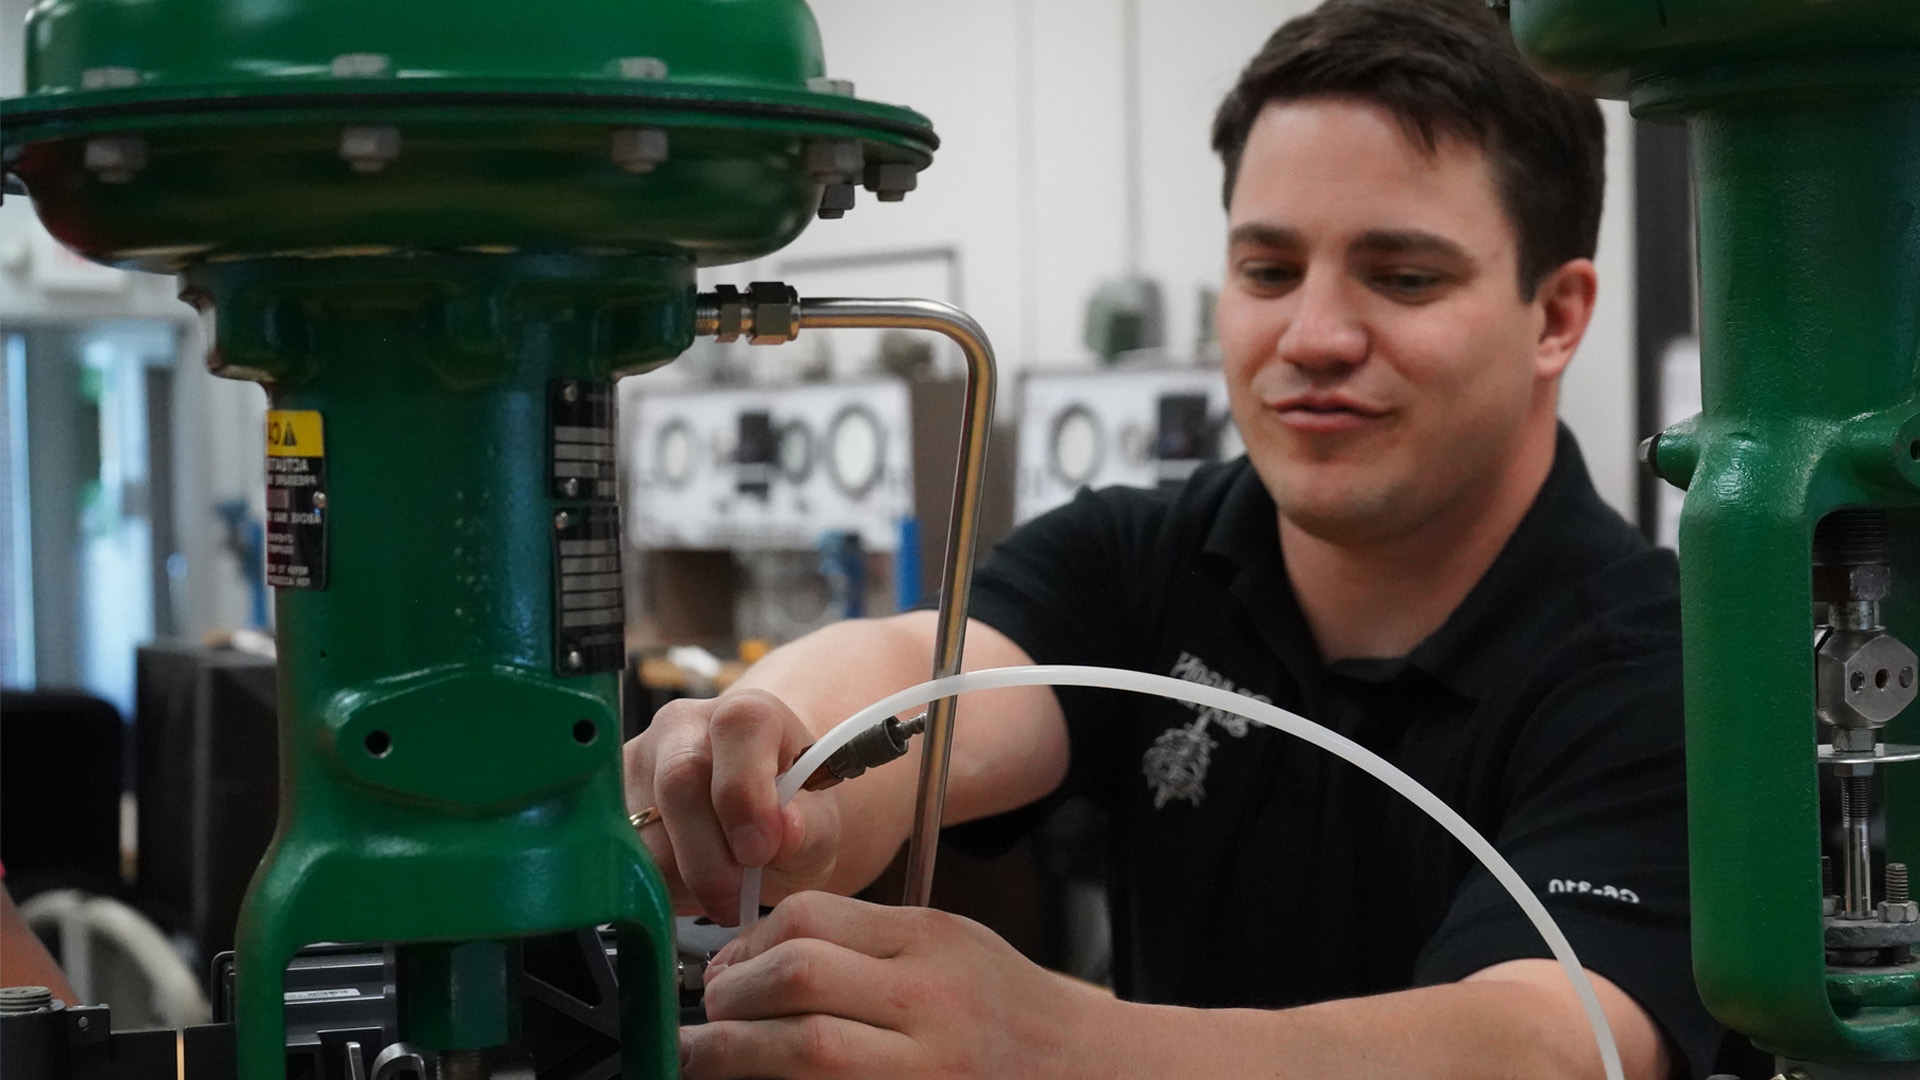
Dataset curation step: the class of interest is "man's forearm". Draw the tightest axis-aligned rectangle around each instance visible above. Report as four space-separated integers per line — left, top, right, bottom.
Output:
1095 976 1667 1080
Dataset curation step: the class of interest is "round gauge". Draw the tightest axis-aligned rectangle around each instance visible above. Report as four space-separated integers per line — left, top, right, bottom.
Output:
654 418 694 488
826 404 886 499
1048 404 1104 488
778 421 815 484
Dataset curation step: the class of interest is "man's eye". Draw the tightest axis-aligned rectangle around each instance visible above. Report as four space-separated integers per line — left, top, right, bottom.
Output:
1375 270 1444 295
1240 263 1299 289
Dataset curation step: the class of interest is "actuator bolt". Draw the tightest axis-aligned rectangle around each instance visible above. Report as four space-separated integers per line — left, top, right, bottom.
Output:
864 162 919 203
818 182 857 220
611 128 670 175
84 137 147 183
330 53 391 78
340 127 401 174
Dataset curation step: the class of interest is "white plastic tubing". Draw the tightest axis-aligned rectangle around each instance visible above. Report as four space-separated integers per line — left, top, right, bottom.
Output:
737 665 1625 1080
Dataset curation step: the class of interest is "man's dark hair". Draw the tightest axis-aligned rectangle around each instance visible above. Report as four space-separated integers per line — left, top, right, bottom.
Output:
1211 0 1605 297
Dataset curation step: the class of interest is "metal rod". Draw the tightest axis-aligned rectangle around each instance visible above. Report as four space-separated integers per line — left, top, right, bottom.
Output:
790 298 997 908
692 291 998 909
1842 773 1875 919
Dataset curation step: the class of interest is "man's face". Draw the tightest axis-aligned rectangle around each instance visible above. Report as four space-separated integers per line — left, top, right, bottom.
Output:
1218 98 1574 546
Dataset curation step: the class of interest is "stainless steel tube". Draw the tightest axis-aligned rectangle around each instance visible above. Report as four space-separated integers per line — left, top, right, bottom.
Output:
792 298 997 909
691 291 998 909
1842 773 1875 919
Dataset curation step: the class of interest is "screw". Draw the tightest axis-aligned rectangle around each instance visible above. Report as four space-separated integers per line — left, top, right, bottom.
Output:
554 511 574 531
0 986 53 1014
76 1016 90 1030
84 137 147 183
561 382 580 403
561 477 581 498
339 126 401 174
330 53 391 78
312 492 328 510
611 127 670 174
566 650 584 670
616 56 670 80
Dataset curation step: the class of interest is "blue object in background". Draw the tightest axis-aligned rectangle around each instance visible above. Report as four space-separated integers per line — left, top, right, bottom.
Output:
213 498 268 630
895 517 922 612
817 530 866 621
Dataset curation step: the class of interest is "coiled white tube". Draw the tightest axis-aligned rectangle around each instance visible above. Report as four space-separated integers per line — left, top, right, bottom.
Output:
737 664 1624 1080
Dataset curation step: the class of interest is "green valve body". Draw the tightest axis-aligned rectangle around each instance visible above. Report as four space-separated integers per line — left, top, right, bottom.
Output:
0 2 937 1077
1513 0 1920 1064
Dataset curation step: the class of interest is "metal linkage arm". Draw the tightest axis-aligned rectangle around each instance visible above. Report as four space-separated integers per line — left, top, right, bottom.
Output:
695 286 999 908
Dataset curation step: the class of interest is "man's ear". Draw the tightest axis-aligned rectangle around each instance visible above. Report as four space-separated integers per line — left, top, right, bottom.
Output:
1532 258 1599 381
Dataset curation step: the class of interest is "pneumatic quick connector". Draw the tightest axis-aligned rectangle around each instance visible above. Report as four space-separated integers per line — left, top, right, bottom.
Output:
1815 511 1920 966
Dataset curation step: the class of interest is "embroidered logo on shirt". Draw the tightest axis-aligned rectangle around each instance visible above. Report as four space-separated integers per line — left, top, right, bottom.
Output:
1143 652 1274 809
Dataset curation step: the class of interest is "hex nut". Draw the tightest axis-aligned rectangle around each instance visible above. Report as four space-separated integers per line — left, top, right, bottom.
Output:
745 282 800 345
80 66 140 90
807 140 864 183
1816 629 1920 727
611 127 670 174
330 53 391 78
807 76 856 97
84 137 147 183
616 56 670 80
817 182 857 220
1881 900 1920 924
339 127 401 174
864 162 918 202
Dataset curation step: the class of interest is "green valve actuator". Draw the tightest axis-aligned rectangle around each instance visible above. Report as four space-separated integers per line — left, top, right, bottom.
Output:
1513 0 1920 1070
0 2 939 1077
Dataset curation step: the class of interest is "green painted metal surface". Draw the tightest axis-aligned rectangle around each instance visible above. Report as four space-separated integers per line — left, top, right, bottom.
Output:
200 252 690 1079
0 3 943 1077
1512 0 1920 1064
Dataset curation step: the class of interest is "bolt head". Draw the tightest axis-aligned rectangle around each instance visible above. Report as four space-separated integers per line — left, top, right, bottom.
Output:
554 511 574 531
616 56 670 80
561 382 580 403
566 650 584 670
84 137 147 182
611 127 670 174
817 181 857 220
81 66 140 90
806 76 857 97
331 53 391 78
339 126 401 173
807 140 864 183
561 477 581 498
312 492 328 510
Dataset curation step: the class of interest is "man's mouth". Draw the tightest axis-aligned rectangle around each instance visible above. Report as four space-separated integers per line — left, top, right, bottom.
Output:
1270 395 1389 431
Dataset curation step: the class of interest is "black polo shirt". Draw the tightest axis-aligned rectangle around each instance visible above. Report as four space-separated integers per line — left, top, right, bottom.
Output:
953 427 1721 1076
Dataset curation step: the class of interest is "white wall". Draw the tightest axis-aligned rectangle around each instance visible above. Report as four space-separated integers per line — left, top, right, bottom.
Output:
724 0 1639 517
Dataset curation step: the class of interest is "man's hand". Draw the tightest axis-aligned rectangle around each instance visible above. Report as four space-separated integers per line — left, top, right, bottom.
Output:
624 690 843 923
683 892 1114 1080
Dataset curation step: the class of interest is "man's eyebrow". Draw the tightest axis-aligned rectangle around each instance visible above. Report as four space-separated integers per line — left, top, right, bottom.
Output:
1349 229 1473 265
1227 223 1303 249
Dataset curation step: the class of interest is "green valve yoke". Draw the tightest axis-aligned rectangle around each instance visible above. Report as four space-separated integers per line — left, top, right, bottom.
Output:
0 2 938 1078
1512 0 1920 1066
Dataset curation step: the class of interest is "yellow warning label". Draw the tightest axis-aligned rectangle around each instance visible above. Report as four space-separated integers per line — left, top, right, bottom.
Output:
266 411 324 458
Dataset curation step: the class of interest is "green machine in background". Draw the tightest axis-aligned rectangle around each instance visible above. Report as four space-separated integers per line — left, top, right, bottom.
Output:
1512 1 1920 1075
0 3 997 1078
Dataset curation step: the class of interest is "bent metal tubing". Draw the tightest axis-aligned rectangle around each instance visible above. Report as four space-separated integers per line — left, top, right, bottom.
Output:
694 293 998 909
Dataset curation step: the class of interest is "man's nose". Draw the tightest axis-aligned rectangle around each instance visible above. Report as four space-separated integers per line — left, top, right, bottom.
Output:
1275 270 1367 374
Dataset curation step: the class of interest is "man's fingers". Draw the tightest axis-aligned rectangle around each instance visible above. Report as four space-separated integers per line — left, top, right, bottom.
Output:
655 743 744 922
680 1016 916 1080
704 938 911 1031
707 691 802 868
715 892 945 967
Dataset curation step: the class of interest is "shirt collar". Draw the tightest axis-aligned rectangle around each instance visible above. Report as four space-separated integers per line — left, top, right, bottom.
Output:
1199 425 1632 702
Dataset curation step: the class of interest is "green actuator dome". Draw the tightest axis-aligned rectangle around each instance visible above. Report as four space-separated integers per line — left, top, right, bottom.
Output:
1 0 938 271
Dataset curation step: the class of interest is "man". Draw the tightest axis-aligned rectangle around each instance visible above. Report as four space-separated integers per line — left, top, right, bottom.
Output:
626 1 1719 1076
